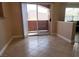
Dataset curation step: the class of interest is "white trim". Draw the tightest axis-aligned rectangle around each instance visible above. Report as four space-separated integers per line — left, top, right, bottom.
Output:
57 34 72 43
0 37 13 56
51 33 57 35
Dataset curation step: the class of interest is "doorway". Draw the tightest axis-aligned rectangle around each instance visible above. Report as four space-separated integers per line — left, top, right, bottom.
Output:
21 3 50 37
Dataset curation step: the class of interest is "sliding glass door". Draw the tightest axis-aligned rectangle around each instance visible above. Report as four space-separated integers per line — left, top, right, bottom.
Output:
38 5 50 35
27 4 38 35
27 4 37 31
27 4 50 36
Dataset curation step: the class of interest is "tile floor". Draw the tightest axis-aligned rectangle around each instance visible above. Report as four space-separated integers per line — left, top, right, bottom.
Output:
73 33 79 57
75 33 79 43
2 35 75 57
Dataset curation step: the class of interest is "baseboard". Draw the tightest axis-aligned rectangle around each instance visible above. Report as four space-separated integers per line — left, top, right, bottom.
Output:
57 34 72 43
51 33 57 36
0 37 13 56
0 35 24 56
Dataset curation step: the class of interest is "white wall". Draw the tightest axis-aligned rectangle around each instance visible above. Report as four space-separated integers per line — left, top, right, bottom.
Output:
0 18 8 51
57 21 76 43
0 3 13 51
21 3 28 37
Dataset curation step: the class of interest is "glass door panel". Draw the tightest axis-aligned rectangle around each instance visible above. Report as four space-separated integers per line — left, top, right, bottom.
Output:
27 4 38 35
38 5 50 35
27 4 50 36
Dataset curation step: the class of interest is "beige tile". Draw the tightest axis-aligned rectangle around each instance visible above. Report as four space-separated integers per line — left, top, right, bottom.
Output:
2 35 74 57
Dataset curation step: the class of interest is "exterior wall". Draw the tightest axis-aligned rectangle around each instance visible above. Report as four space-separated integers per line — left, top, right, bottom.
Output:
28 21 48 31
38 21 48 30
28 21 37 31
